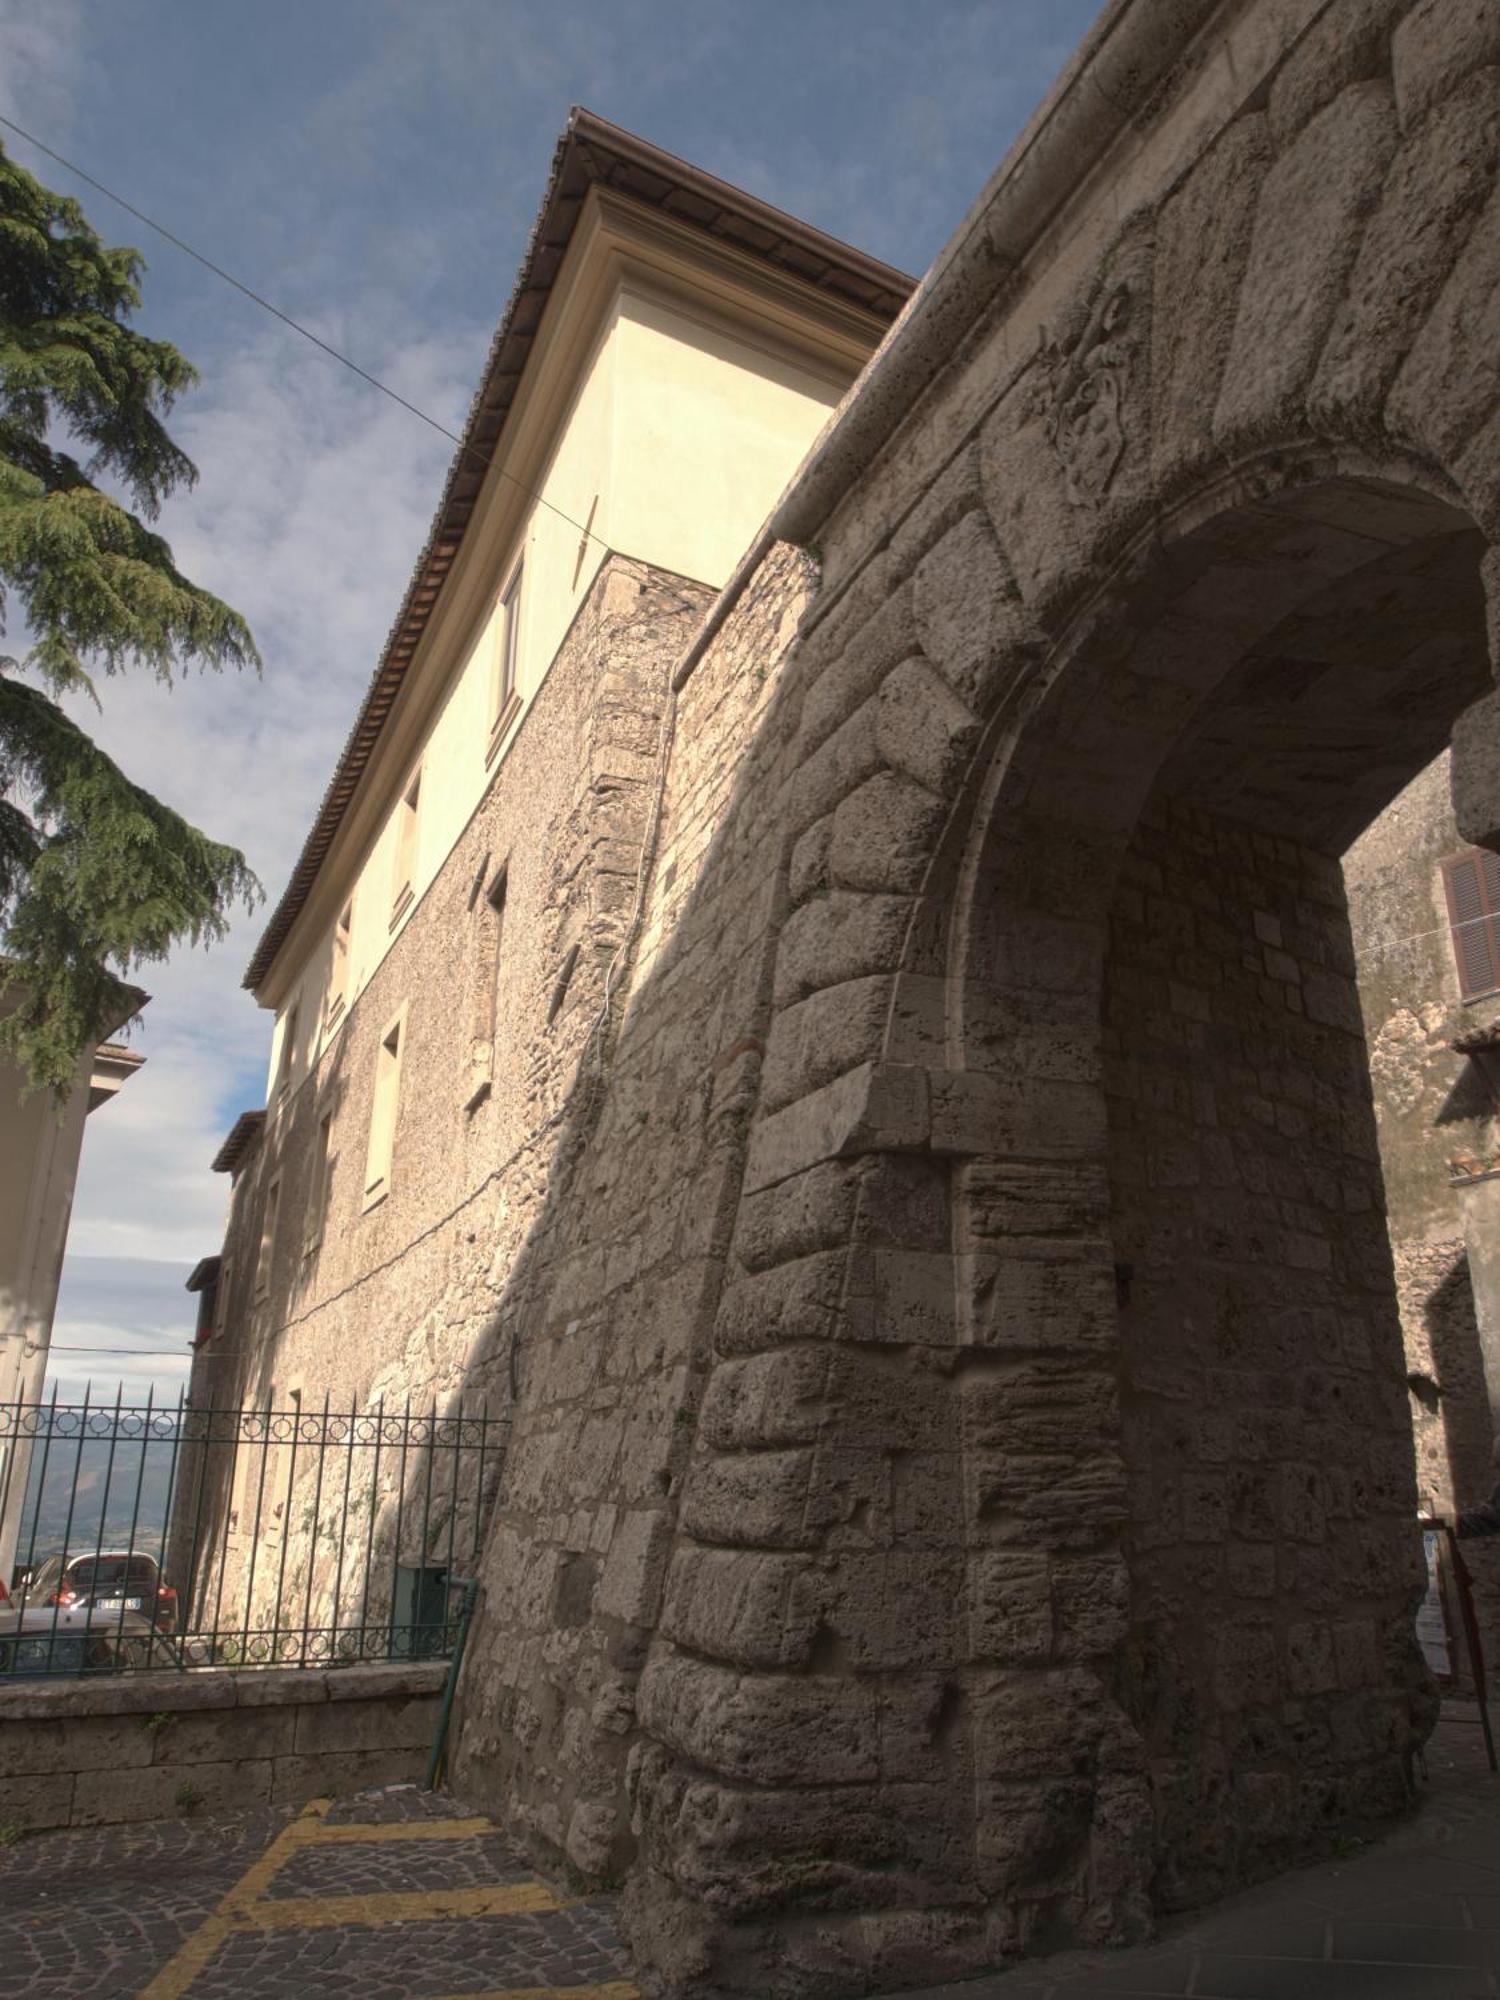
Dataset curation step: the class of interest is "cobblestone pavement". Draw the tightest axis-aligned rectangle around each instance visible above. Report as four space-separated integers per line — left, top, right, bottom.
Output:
2 1707 1499 1999
0 1782 635 2000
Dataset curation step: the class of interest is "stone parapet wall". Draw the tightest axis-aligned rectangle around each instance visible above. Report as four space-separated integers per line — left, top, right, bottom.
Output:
0 1660 446 1834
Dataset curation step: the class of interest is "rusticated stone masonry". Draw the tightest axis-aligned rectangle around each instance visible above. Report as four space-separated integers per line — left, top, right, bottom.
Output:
447 3 1500 1994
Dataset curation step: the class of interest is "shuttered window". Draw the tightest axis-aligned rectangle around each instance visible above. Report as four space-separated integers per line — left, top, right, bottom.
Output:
1443 849 1500 1000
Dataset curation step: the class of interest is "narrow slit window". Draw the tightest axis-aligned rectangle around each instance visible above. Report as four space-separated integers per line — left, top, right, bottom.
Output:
488 867 509 1023
306 1111 335 1250
365 1010 406 1205
1444 849 1500 1001
255 1180 281 1298
274 1004 299 1102
492 563 523 740
548 942 580 1026
392 771 421 923
326 900 353 1031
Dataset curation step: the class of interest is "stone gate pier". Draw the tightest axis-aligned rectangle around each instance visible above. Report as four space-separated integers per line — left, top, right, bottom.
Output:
450 0 1500 1990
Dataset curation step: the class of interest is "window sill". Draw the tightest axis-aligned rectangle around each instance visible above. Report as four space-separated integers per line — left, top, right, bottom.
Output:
361 1182 390 1214
464 1079 492 1116
389 885 414 933
486 694 523 768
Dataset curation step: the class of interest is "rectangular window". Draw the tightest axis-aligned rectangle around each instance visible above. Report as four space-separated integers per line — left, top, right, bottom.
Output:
364 1008 406 1206
391 771 421 925
325 899 353 1033
255 1180 280 1298
306 1111 335 1250
274 1003 299 1102
1444 849 1500 1001
215 1257 234 1337
489 563 523 753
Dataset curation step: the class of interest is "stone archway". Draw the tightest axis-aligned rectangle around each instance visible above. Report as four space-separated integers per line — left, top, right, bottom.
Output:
449 10 1500 1997
950 461 1490 1927
622 53 1500 1988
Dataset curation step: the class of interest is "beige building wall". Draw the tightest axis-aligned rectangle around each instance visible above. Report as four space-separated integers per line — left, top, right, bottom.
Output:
259 203 860 1109
0 1022 144 1582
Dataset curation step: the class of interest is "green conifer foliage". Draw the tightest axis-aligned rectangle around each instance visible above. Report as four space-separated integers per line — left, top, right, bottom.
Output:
0 140 260 1092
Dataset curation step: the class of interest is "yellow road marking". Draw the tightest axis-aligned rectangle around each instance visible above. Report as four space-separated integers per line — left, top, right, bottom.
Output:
425 1986 640 1999
289 1814 500 1844
138 1798 332 2000
240 1880 566 1929
137 1797 596 1998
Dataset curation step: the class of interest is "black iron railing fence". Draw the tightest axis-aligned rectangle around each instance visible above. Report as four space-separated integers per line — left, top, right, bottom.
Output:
0 1390 503 1680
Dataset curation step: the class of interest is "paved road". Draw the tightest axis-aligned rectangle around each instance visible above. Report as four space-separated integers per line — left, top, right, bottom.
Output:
0 1705 1497 1998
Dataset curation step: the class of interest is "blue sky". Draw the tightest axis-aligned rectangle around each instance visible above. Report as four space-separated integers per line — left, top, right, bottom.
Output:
8 0 1100 1401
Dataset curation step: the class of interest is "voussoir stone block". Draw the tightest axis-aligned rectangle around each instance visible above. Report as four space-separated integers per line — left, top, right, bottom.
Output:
1267 0 1411 147
796 584 919 757
830 769 946 894
1392 0 1500 129
1151 113 1274 480
877 655 983 798
732 1161 865 1272
912 510 1035 712
715 1250 850 1353
760 974 894 1114
1214 81 1399 450
773 889 915 1008
742 1062 930 1194
1313 68 1500 433
788 812 833 905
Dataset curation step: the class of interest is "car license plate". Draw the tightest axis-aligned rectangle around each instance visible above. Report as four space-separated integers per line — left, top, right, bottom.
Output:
96 1598 142 1612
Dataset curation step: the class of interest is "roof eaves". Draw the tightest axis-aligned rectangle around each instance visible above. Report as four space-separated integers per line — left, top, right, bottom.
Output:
211 1108 266 1176
242 110 913 996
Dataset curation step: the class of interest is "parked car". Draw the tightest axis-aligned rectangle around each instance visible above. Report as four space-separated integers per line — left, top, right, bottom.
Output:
22 1552 178 1633
0 1601 160 1678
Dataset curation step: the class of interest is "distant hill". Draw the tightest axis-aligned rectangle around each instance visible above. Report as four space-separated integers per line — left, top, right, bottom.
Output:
16 1432 178 1572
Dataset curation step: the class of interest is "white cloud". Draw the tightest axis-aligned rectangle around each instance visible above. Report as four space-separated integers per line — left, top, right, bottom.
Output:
0 0 88 135
55 310 488 1333
47 1254 197 1405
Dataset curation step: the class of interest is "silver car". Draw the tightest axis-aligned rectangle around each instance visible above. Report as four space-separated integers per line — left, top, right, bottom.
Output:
0 1601 163 1678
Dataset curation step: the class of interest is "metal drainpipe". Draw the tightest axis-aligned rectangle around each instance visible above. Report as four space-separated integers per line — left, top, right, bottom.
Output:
425 1576 480 1791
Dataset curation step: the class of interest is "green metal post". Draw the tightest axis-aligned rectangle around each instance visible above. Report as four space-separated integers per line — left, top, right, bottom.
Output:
424 1577 479 1792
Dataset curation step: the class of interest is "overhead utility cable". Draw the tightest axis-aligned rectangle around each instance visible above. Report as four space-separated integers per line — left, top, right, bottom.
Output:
0 114 710 625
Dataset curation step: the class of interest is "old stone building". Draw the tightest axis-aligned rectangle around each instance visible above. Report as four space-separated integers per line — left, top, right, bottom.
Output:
1347 753 1500 1662
192 0 1500 1991
183 118 908 1644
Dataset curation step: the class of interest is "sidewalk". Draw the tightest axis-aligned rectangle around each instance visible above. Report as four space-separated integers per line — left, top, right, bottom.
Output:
0 1704 1496 1998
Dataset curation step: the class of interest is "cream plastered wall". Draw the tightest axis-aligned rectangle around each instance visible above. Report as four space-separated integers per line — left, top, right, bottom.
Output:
261 273 852 1109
